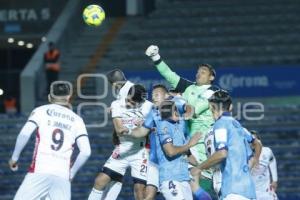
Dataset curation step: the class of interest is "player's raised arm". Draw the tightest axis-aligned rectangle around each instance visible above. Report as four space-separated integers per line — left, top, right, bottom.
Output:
9 120 37 171
145 45 193 93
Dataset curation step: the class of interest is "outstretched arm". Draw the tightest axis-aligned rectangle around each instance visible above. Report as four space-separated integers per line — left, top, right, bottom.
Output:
162 133 202 157
146 45 193 93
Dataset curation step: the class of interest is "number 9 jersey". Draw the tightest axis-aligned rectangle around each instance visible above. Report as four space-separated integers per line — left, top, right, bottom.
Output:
27 104 88 180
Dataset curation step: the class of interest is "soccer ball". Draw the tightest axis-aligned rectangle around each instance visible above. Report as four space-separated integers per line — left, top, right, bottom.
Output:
83 5 105 27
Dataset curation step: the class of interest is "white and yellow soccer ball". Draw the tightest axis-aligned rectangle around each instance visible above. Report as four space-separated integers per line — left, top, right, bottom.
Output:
83 5 105 27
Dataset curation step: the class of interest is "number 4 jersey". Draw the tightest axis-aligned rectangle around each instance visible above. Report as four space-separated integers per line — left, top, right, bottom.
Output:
27 104 88 179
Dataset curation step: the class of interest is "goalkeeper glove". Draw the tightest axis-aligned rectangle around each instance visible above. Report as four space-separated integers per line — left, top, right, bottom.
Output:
145 45 161 62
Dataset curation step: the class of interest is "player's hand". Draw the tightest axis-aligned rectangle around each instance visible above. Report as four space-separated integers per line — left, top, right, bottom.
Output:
134 119 144 127
8 159 19 172
145 45 161 62
270 181 278 192
119 128 130 135
188 132 202 147
190 166 202 177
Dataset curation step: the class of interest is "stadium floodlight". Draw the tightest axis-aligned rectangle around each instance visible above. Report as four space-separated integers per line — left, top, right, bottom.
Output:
26 43 33 49
8 38 14 43
18 41 25 46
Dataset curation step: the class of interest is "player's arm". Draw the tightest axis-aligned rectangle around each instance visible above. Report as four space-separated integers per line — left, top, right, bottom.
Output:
124 109 153 138
244 129 262 168
190 86 219 116
248 138 262 169
70 135 91 180
9 121 37 171
269 148 278 192
112 118 128 136
160 130 201 157
110 100 128 136
145 45 193 93
198 128 228 170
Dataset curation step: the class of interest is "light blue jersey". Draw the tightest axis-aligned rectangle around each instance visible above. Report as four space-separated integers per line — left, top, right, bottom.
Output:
143 107 160 164
213 112 256 199
156 120 190 183
142 96 187 164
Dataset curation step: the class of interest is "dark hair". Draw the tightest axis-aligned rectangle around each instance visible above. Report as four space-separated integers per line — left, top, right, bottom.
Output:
106 69 126 84
199 64 216 77
250 130 261 140
208 89 232 111
159 100 176 120
152 84 168 93
51 82 71 97
128 84 147 103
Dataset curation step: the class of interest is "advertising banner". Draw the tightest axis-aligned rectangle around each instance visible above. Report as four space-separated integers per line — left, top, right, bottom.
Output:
125 66 300 97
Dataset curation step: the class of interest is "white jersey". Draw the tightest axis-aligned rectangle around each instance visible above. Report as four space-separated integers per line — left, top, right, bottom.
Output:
27 104 88 179
204 129 222 194
117 81 134 100
111 99 152 155
251 147 278 194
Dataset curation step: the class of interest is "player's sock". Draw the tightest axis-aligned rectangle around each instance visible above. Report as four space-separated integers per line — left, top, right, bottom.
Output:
193 188 212 200
88 188 103 200
103 181 122 200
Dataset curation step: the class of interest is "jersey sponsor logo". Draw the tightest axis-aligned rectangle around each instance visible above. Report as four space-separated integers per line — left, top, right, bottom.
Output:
46 109 75 122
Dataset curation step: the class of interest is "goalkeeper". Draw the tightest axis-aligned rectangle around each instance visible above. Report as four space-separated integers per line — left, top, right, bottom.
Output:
145 45 218 198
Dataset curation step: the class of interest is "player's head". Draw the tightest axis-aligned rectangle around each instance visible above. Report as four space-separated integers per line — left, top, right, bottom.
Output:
249 130 261 140
208 89 232 120
126 84 147 108
196 64 216 85
48 81 72 107
106 68 127 95
106 68 126 84
152 84 168 106
159 100 179 121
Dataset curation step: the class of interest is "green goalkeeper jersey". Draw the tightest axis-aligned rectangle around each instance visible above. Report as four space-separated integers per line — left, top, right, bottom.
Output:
155 60 218 178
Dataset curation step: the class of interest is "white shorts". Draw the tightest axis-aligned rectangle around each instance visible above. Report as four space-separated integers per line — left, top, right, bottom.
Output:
224 194 252 200
14 173 70 200
160 180 193 200
146 161 159 189
104 148 148 182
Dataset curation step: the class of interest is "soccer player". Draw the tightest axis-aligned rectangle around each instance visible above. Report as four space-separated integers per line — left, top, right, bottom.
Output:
123 84 193 200
88 84 152 200
8 81 91 200
250 130 278 200
196 90 259 200
156 100 201 200
146 45 218 198
101 68 134 199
